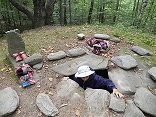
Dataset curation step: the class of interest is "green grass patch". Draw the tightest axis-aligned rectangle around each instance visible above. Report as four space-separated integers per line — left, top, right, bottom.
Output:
0 25 156 71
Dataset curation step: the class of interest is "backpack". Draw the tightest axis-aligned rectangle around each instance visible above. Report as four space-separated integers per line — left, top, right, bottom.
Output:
16 64 35 87
86 37 108 55
16 64 33 76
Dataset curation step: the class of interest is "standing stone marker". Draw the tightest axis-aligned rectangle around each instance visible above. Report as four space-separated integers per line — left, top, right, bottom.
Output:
5 29 25 56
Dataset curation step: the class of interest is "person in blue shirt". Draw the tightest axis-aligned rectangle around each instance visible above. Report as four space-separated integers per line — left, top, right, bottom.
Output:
64 65 123 98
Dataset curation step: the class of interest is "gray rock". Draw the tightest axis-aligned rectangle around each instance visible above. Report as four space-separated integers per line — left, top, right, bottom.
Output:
5 29 25 55
56 79 89 117
77 33 85 40
109 94 125 112
108 67 144 95
67 47 86 57
94 34 110 40
33 62 43 70
134 87 156 116
47 51 66 61
24 53 43 65
111 55 138 69
36 93 59 116
56 79 81 98
52 54 108 76
110 38 121 43
131 46 153 56
148 67 156 81
123 100 145 117
85 88 110 117
0 87 19 116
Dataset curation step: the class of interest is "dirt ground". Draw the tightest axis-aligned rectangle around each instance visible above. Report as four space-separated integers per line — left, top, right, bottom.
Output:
0 32 140 117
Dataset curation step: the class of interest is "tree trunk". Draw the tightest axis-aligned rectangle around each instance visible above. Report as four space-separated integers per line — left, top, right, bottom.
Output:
137 0 148 28
68 0 72 24
113 0 120 23
143 0 154 25
45 0 56 25
87 0 94 24
59 0 63 25
101 1 105 23
64 0 67 25
33 0 46 28
132 0 137 25
9 0 56 28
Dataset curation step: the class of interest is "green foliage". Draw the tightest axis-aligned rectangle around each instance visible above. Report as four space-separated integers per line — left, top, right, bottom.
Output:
1 0 156 34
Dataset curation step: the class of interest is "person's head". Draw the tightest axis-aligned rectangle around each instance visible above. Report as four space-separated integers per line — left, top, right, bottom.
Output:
75 65 95 81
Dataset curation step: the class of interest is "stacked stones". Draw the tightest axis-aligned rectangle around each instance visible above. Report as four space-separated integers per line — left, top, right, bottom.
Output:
1 31 155 117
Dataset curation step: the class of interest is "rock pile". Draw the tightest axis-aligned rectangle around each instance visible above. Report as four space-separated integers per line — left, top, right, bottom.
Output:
1 32 155 117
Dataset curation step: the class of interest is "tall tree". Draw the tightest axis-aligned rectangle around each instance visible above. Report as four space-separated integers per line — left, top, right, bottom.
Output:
137 0 148 28
59 0 63 25
113 0 120 23
98 0 105 23
64 0 67 25
68 0 72 24
132 0 140 25
9 0 56 28
87 0 94 24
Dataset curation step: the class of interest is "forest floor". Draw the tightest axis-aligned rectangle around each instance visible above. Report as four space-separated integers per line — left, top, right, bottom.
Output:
0 26 155 117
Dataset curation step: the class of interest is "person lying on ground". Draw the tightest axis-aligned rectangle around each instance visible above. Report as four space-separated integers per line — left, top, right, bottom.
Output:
63 65 123 98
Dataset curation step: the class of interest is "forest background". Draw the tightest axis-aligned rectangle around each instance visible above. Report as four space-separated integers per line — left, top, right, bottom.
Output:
0 0 156 37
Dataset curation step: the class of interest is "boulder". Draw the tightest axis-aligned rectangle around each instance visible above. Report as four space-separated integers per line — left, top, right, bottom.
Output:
94 34 110 40
5 29 25 55
109 94 125 112
67 47 86 57
123 100 145 117
111 55 138 70
134 87 156 116
108 67 146 95
36 93 59 116
77 33 85 40
85 88 110 117
24 53 43 65
131 46 153 56
52 54 108 76
0 87 19 116
147 67 156 81
47 51 66 61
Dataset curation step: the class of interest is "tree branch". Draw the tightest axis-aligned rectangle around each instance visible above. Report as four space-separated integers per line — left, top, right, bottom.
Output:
9 0 34 20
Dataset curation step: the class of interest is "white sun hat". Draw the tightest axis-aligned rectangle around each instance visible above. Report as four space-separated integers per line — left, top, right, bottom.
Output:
75 65 95 78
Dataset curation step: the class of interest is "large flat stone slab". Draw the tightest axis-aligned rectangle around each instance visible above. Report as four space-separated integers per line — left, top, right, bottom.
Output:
131 46 153 56
134 87 156 116
108 67 156 95
5 29 25 55
52 54 108 76
85 88 110 117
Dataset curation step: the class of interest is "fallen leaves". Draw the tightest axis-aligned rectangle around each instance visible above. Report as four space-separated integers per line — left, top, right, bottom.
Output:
75 109 80 117
16 108 21 114
48 77 53 81
59 104 68 108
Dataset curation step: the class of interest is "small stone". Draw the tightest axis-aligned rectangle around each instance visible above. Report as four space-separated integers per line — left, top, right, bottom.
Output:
16 109 21 114
48 92 53 96
38 112 42 116
48 77 53 81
